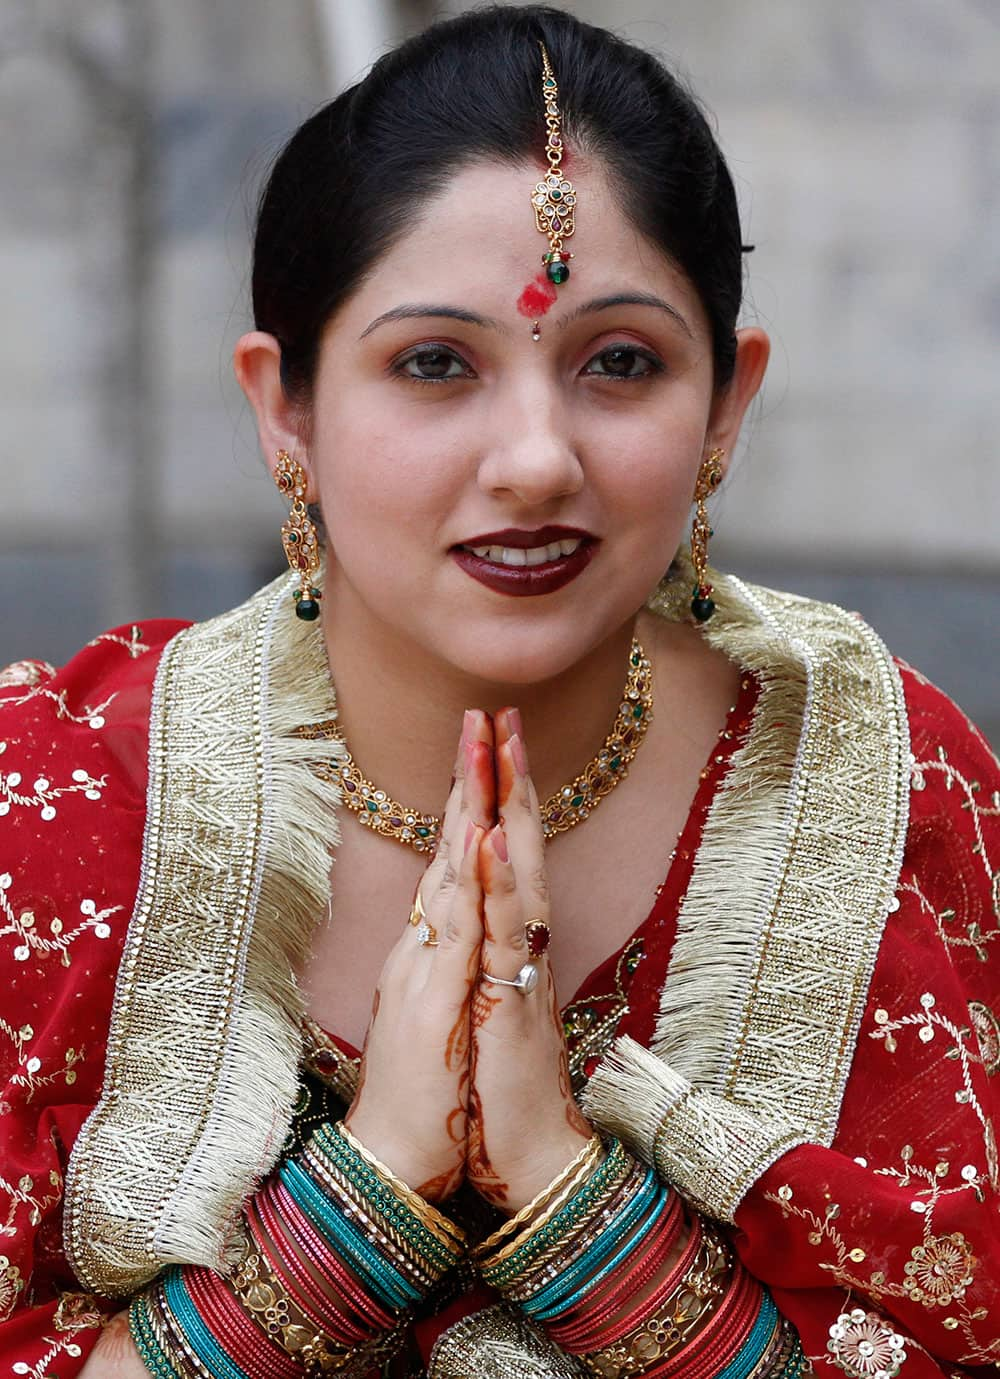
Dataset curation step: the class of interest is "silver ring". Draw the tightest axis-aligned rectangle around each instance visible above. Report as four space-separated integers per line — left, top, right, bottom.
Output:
480 963 539 995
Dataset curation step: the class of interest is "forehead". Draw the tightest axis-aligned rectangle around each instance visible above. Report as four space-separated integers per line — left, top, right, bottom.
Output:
336 159 708 331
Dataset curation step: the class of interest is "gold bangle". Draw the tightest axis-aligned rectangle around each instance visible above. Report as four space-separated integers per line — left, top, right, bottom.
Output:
334 1121 466 1249
579 1223 731 1379
474 1133 605 1262
504 1157 645 1299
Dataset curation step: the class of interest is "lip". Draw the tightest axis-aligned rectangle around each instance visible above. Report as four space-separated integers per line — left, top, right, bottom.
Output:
451 539 597 597
457 525 592 550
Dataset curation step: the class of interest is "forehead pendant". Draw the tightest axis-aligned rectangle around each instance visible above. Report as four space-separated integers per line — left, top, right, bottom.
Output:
531 43 576 292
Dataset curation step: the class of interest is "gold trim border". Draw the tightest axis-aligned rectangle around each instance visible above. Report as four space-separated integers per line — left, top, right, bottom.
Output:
585 569 911 1220
65 575 341 1294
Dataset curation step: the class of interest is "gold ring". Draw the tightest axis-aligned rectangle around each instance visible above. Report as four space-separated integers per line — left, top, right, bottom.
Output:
408 890 438 947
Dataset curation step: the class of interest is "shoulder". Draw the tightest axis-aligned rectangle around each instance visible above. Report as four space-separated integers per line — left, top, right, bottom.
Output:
0 619 189 1116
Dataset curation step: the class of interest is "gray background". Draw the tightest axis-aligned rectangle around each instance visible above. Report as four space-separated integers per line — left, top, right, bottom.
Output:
1 1 997 745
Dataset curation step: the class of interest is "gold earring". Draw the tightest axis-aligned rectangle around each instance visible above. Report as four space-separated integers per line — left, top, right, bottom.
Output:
690 447 724 623
274 449 322 621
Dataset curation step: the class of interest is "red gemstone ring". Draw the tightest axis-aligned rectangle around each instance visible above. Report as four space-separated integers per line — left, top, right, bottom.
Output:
525 921 551 959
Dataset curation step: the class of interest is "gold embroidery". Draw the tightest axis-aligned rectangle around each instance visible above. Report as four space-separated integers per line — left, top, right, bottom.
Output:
0 1253 24 1322
64 573 344 1295
563 938 644 1092
870 994 995 1182
827 1309 907 1379
0 660 55 689
585 562 911 1220
86 625 149 658
904 747 999 964
968 1001 1000 1075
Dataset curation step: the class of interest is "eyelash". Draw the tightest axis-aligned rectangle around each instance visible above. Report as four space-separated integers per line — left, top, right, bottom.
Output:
390 342 665 385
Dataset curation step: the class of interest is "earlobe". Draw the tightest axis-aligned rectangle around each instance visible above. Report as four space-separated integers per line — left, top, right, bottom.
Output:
233 331 310 484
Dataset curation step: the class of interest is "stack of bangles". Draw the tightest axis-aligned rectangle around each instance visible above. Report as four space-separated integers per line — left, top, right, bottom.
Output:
474 1135 809 1379
128 1119 466 1378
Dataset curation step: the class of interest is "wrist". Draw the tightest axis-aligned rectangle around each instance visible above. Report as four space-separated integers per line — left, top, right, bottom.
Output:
501 1126 595 1215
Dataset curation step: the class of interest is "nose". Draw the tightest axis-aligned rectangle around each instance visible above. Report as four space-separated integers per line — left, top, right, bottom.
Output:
476 379 583 507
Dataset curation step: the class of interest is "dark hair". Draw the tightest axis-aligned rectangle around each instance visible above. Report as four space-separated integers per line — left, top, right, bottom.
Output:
252 5 744 400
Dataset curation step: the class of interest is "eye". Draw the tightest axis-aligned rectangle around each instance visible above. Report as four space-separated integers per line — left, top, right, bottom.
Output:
583 344 664 380
393 346 475 383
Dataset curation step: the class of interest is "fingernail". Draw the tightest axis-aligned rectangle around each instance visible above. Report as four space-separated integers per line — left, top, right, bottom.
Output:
490 825 509 863
462 709 477 744
464 821 477 854
509 732 529 777
506 707 524 740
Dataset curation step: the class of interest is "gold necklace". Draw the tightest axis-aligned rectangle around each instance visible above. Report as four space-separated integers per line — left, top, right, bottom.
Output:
310 639 653 854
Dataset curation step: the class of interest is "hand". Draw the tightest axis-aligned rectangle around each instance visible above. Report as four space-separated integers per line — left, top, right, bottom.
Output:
345 710 494 1200
466 708 592 1212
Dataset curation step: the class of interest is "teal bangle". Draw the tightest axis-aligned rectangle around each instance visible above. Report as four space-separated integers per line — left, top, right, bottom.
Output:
312 1124 455 1271
526 1175 668 1320
717 1291 780 1379
127 1292 184 1379
483 1140 630 1287
162 1267 251 1379
281 1157 420 1310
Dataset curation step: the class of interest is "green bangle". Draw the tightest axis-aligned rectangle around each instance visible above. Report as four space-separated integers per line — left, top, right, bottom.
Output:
483 1140 629 1288
312 1123 458 1271
127 1292 184 1379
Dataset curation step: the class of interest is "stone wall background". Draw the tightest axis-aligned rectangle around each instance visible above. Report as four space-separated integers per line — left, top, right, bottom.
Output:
1 0 997 744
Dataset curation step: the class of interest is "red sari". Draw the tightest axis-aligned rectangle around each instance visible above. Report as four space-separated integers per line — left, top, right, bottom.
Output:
0 576 998 1377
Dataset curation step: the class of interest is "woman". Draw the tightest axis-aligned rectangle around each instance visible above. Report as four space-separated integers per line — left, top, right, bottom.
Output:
1 6 997 1376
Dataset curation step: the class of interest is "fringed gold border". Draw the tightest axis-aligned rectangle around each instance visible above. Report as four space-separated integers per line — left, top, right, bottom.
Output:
64 574 342 1295
584 568 911 1220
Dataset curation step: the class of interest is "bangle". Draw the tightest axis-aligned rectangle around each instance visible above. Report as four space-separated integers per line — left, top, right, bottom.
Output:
333 1121 466 1250
576 1220 731 1378
480 1140 628 1285
473 1132 605 1262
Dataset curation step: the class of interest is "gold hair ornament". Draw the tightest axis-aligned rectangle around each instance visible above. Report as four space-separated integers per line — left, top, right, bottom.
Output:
274 450 322 621
531 43 576 289
690 448 725 623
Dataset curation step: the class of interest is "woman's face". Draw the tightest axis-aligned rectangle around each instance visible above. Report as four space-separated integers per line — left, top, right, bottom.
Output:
299 159 765 686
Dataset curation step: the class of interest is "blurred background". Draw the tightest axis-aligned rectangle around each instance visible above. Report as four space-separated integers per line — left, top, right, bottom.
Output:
0 0 997 744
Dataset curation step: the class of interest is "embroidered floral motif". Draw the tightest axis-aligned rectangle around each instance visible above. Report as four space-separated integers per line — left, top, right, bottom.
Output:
0 1253 24 1322
902 1233 976 1305
0 660 55 690
827 1309 907 1379
968 1001 999 1076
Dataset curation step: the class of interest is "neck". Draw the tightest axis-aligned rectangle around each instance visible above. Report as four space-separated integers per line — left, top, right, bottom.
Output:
321 591 640 815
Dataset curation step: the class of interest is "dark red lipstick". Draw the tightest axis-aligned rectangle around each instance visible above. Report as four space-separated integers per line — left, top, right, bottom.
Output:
451 526 597 597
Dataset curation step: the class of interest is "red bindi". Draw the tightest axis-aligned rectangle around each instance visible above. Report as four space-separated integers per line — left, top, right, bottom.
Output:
517 272 557 319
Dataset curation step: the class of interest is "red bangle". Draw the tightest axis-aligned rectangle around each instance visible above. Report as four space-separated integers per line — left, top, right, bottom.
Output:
184 1264 300 1379
657 1260 761 1379
549 1195 688 1349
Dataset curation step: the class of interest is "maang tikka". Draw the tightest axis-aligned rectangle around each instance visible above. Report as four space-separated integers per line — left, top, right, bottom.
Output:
274 449 322 621
530 43 576 292
690 448 724 623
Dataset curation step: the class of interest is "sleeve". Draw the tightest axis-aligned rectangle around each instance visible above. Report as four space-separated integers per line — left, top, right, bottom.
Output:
0 623 183 1377
732 667 1000 1378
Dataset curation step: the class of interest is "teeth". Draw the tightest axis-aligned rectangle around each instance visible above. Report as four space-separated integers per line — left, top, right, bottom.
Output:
464 537 584 564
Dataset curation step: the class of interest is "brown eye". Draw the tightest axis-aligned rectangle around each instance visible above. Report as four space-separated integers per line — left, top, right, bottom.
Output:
584 345 663 380
396 347 472 381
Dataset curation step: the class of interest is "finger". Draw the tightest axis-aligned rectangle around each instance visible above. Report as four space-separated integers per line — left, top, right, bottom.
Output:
480 823 530 970
432 821 485 984
462 714 496 829
495 733 548 921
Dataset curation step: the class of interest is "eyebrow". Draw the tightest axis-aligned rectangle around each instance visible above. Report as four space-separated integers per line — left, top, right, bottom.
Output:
359 304 504 340
557 293 693 337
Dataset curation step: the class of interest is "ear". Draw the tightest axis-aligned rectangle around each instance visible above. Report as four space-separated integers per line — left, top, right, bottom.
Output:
704 326 770 474
233 331 316 494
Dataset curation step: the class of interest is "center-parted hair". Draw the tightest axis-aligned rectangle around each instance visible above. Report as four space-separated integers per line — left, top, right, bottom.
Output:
252 4 745 399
